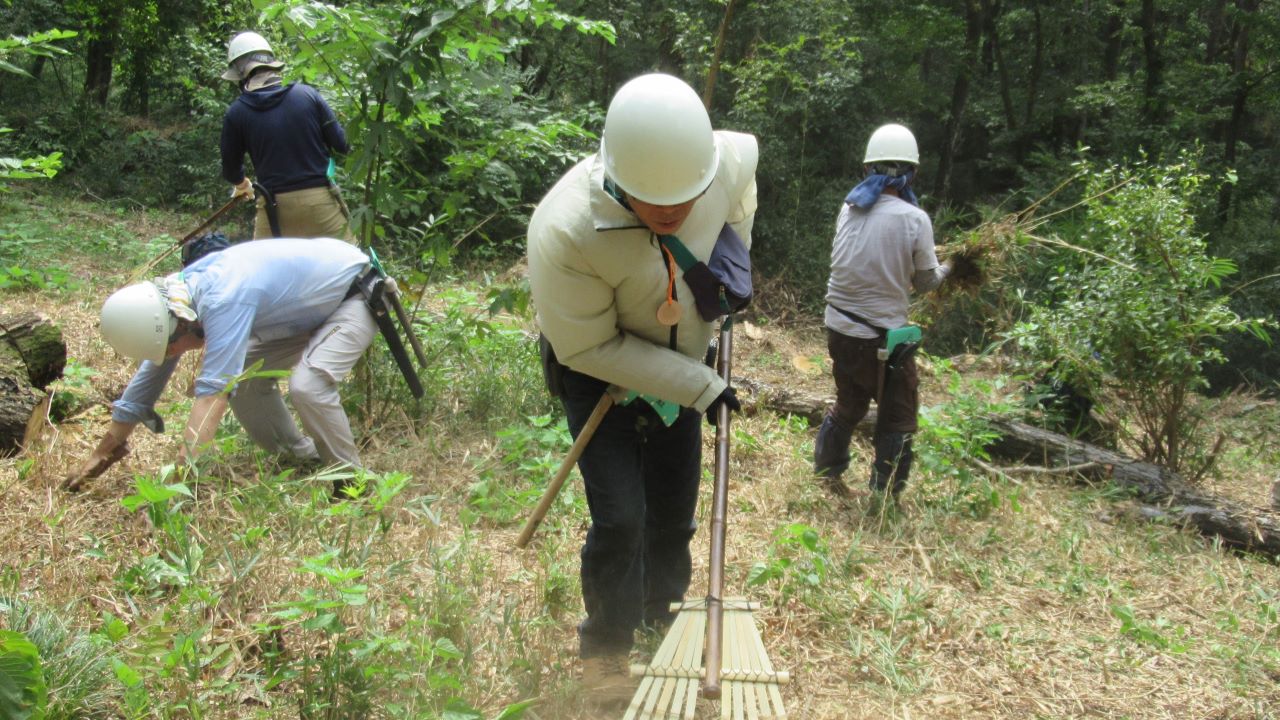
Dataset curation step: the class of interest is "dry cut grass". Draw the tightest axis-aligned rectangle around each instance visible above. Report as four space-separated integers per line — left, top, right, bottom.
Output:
1 194 1278 719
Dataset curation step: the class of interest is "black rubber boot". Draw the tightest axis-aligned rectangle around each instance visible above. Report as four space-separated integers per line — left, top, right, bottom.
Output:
869 432 913 497
814 414 855 495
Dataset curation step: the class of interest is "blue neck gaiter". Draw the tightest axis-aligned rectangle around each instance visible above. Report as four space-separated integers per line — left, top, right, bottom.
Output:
845 169 918 209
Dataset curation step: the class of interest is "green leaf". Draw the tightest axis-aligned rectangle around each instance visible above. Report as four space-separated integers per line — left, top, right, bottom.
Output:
493 700 537 720
0 631 46 719
101 613 130 643
112 659 142 688
441 699 483 720
434 637 463 660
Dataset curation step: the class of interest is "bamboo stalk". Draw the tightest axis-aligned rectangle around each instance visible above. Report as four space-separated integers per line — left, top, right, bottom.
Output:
632 665 791 684
702 320 734 700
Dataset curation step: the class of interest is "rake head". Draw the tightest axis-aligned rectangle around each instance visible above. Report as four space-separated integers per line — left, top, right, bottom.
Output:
624 598 787 720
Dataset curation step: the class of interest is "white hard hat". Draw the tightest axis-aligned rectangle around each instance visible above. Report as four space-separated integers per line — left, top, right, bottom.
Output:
221 31 283 81
100 282 175 364
600 73 719 206
864 123 919 165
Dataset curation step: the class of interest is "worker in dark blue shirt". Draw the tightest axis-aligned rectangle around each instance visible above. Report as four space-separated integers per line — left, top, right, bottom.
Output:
219 31 353 241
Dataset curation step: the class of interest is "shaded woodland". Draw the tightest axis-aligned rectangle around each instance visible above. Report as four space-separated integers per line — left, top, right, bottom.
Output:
2 2 1276 385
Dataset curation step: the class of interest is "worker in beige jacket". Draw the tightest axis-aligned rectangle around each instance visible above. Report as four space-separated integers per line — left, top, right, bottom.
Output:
527 73 757 706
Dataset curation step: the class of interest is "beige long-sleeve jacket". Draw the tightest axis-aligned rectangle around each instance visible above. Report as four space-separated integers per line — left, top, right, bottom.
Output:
528 131 759 412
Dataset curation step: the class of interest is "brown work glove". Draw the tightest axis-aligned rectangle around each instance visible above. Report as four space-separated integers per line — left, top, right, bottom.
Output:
62 433 130 492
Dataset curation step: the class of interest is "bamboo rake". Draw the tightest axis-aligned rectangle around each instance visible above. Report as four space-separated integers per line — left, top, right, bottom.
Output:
624 319 787 720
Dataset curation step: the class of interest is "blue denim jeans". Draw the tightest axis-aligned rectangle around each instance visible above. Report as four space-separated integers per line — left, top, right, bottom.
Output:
560 369 702 658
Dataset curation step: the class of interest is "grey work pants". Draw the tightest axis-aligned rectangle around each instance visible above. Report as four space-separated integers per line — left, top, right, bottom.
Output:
228 296 376 466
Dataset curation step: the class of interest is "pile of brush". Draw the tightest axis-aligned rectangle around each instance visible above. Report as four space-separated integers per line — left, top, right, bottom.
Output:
935 211 1028 292
922 172 1131 321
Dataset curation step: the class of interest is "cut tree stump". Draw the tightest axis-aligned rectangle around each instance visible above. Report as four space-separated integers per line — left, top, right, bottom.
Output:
735 375 1280 559
0 312 67 456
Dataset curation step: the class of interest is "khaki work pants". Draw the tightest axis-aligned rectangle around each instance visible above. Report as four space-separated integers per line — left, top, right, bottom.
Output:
253 185 353 242
228 297 376 467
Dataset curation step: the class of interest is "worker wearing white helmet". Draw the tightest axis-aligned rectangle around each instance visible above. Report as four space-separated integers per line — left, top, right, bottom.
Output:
527 73 758 706
220 31 352 240
64 239 378 495
815 123 954 501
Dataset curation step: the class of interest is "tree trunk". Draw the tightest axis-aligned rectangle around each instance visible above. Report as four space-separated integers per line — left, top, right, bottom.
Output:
1019 0 1043 159
1139 0 1165 129
702 0 742 111
934 0 983 200
1216 0 1258 219
1101 0 1124 82
83 32 117 106
0 313 66 457
1204 0 1231 63
127 45 150 116
984 0 1017 135
0 313 66 389
987 419 1280 558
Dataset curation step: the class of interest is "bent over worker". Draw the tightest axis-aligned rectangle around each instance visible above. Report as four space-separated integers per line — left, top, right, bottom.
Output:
527 73 757 706
220 31 352 240
64 239 377 492
814 123 953 500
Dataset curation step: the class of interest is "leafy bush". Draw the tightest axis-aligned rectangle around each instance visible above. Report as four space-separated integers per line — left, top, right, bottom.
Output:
1006 156 1271 476
0 30 74 187
747 523 832 603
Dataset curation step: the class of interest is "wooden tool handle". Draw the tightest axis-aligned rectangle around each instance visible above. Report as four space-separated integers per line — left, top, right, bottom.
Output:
179 195 246 246
514 392 613 548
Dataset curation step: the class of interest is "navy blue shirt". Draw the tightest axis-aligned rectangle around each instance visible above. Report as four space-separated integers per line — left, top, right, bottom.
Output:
220 83 350 194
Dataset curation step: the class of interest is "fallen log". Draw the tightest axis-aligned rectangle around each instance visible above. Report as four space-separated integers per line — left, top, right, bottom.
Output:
1 312 67 388
0 312 66 456
734 376 1280 559
986 419 1280 559
734 376 831 426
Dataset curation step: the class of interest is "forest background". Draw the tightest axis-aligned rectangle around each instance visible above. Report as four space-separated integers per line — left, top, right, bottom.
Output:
2 0 1280 718
3 0 1278 389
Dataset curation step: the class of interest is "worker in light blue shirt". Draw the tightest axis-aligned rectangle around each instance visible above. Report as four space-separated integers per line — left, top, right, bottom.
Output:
64 238 377 491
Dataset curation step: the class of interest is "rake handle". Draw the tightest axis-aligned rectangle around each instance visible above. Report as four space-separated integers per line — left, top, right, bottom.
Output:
514 392 613 549
702 320 734 700
128 195 249 284
180 195 246 246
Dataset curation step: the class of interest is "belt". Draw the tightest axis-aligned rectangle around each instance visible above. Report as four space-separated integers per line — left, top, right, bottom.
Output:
345 265 376 300
828 303 888 339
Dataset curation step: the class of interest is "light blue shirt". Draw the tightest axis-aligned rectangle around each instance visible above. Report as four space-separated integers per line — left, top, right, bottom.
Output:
112 238 369 430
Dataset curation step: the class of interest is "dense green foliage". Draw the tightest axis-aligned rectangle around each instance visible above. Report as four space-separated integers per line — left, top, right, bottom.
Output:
0 29 74 182
2 0 1276 387
1006 157 1270 474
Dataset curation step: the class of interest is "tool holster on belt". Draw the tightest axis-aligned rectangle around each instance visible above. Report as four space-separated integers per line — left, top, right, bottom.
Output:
353 266 425 399
251 182 282 238
875 326 922 408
